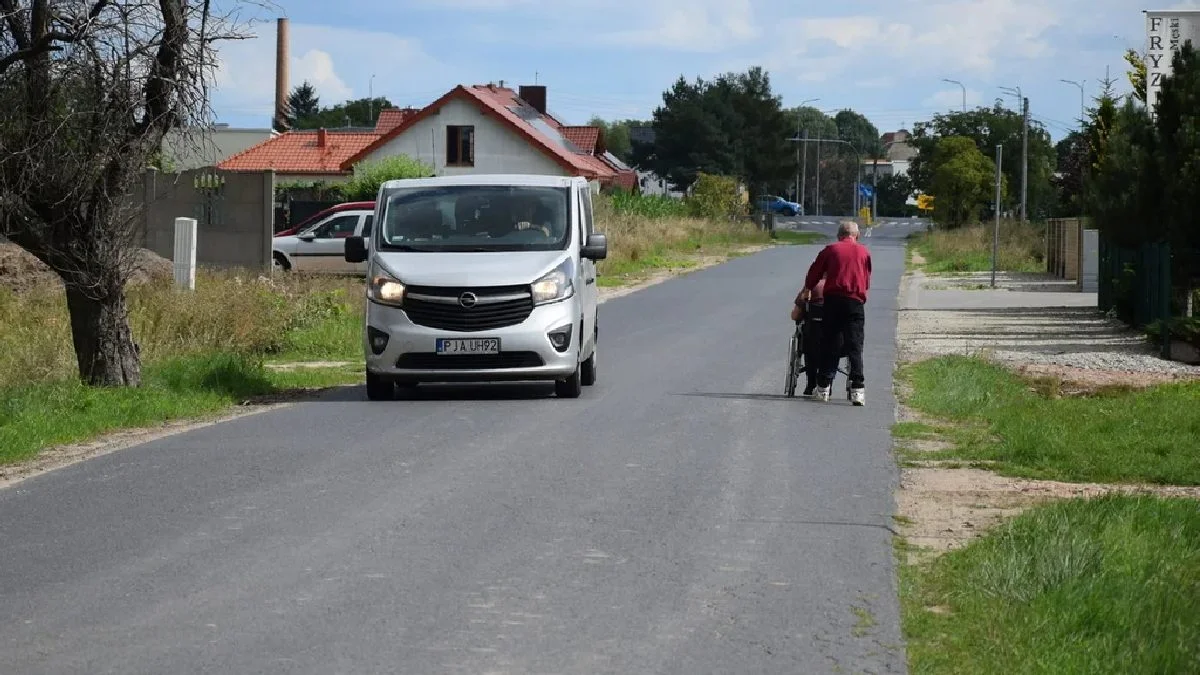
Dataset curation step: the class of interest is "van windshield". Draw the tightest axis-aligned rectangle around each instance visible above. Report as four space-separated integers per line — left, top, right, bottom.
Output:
375 185 571 252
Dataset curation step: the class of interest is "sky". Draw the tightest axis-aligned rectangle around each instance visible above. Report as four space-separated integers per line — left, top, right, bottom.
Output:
209 0 1200 144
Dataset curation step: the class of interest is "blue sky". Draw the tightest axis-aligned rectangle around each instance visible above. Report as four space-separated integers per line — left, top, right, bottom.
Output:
210 0 1198 143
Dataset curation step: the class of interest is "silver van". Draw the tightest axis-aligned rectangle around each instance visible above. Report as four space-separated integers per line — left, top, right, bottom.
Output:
344 174 608 400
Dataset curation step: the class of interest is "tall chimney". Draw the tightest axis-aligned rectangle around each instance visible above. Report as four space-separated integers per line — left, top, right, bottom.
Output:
274 17 289 131
519 85 546 115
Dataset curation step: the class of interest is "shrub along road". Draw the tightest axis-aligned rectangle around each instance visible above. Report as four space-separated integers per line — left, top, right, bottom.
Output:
0 221 924 674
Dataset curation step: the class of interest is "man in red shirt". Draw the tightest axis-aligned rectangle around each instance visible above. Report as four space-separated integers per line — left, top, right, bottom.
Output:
798 220 872 405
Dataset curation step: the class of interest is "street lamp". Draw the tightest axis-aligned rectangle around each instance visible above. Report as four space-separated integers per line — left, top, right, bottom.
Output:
789 97 820 211
942 78 966 112
1060 79 1086 124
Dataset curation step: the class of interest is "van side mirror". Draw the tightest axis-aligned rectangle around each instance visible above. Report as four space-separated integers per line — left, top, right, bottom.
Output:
345 235 368 263
581 233 607 261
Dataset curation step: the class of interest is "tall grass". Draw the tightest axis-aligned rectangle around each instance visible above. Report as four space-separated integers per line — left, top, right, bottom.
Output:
593 193 768 282
608 191 689 219
911 220 1045 273
0 271 365 390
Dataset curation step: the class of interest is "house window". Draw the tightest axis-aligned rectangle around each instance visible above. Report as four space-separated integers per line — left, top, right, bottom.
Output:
446 125 474 167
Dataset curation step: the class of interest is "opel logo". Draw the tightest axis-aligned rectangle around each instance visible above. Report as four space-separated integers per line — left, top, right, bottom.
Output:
458 292 477 308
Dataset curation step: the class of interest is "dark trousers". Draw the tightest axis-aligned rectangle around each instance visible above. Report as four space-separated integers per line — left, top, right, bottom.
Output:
801 316 826 392
819 295 865 389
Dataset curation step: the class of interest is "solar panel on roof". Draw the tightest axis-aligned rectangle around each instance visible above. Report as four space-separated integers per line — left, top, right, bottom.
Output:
602 152 631 170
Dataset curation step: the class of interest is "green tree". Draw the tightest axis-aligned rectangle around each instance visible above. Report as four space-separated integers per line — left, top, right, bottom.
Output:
875 173 915 217
835 109 882 157
1150 41 1200 275
1125 48 1147 104
1082 76 1156 248
0 0 243 387
816 156 859 215
292 97 394 129
909 104 1054 219
645 67 791 195
1053 130 1088 216
287 81 321 127
928 136 1000 227
586 117 644 163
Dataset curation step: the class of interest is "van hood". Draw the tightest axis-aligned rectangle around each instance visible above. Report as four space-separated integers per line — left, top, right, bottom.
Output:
373 250 568 288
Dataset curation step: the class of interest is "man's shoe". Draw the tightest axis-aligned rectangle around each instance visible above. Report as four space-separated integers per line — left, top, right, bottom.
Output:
850 388 865 406
802 384 815 397
815 386 831 402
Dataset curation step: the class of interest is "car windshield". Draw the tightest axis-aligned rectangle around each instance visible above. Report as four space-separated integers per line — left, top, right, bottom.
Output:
375 185 571 252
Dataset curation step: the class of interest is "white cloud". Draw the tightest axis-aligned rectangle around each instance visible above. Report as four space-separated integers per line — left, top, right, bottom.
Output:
596 0 759 51
209 23 455 124
923 87 983 109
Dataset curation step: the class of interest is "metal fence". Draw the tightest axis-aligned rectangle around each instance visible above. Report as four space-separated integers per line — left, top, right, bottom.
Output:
1098 235 1172 357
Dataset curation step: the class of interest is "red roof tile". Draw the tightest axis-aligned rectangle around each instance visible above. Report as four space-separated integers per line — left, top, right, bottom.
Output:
560 126 600 153
374 107 418 134
341 84 618 181
218 129 381 175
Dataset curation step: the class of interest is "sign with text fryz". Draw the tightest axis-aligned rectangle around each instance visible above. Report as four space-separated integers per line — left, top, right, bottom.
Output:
1145 9 1200 111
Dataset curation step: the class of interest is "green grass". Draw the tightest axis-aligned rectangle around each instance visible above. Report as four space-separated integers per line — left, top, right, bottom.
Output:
0 353 361 466
901 494 1200 674
772 230 827 245
908 221 1044 274
899 355 1200 484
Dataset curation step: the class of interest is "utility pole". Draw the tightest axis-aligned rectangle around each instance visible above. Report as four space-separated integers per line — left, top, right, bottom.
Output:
871 156 879 222
800 129 809 214
1021 96 1029 222
1000 85 1027 221
992 144 1002 288
794 116 801 202
815 133 821 216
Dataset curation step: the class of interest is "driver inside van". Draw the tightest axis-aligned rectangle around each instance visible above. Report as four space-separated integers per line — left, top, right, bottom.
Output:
512 196 554 238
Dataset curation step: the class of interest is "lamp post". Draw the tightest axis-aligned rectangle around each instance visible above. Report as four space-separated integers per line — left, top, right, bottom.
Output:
1060 79 1086 124
1000 85 1027 222
789 98 820 214
942 78 966 111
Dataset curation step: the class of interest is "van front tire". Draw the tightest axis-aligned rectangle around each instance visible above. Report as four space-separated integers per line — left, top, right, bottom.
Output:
580 347 597 386
365 371 395 401
555 367 583 398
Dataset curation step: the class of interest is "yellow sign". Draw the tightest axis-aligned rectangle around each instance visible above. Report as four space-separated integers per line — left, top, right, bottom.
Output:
916 194 934 211
858 206 872 225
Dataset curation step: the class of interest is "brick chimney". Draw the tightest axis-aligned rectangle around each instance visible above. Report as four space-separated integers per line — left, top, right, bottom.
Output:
519 85 547 115
273 18 289 130
317 128 327 148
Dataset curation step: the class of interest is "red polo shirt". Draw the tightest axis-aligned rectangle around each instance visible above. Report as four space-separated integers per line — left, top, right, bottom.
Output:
804 238 872 304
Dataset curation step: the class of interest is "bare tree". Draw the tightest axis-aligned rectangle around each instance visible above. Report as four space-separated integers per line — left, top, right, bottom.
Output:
0 0 260 386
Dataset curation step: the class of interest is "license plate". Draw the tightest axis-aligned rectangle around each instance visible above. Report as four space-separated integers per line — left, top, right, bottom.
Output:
436 338 501 355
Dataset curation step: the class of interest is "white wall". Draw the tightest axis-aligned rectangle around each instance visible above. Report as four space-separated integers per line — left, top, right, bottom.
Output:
357 98 568 177
163 128 276 170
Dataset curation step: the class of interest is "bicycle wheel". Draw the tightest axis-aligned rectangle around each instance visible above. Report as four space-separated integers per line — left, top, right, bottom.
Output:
785 325 803 397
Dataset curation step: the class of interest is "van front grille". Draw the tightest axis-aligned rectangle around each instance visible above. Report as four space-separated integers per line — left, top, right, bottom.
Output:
402 285 534 332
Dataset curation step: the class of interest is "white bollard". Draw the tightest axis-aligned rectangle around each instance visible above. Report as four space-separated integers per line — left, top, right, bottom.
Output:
173 216 197 290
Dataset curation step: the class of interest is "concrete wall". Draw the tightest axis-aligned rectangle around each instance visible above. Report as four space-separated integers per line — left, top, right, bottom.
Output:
1080 228 1099 293
356 98 567 177
1046 218 1099 292
137 168 275 272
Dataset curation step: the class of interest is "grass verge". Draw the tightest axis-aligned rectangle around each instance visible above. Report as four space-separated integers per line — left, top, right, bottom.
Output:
908 220 1044 274
898 355 1200 485
900 494 1200 674
0 353 361 466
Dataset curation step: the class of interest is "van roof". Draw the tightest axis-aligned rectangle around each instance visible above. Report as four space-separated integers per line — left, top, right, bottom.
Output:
378 174 585 190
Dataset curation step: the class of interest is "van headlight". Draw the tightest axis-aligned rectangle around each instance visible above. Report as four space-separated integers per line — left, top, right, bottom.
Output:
531 258 575 305
367 263 406 307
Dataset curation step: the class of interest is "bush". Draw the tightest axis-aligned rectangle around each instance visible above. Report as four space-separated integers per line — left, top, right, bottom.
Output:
339 155 434 201
686 173 746 220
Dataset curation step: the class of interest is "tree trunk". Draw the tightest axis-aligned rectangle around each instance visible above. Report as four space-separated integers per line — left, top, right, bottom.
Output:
64 284 142 387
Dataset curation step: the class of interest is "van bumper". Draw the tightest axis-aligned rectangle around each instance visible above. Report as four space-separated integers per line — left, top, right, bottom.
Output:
363 297 582 383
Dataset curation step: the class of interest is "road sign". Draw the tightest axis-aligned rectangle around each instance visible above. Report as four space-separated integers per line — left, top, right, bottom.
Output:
916 194 934 211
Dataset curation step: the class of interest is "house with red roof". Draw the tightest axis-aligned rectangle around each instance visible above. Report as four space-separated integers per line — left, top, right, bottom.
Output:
340 83 637 191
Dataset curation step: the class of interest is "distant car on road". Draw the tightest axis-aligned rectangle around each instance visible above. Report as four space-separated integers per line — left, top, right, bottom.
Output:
757 195 803 217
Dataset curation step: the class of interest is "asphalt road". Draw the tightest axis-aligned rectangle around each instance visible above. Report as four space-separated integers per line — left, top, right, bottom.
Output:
0 219 924 674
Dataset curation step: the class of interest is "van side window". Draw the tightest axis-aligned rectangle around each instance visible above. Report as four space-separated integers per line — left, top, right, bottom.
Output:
362 214 374 237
